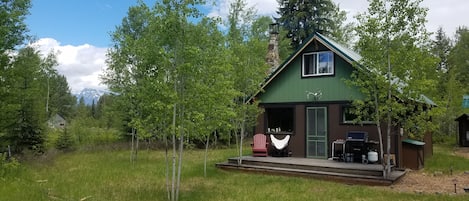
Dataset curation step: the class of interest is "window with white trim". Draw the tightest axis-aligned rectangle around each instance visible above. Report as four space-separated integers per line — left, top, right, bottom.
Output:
302 51 334 77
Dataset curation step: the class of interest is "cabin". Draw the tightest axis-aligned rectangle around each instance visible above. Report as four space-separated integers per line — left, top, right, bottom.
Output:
250 32 434 169
48 114 66 129
217 32 434 184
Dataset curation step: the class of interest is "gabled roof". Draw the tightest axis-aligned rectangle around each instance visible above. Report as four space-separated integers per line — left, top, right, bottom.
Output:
249 32 359 102
455 113 469 121
250 32 436 106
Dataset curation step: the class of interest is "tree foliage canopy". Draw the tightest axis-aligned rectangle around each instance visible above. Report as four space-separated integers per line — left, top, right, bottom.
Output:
276 0 352 49
353 0 437 137
103 0 271 199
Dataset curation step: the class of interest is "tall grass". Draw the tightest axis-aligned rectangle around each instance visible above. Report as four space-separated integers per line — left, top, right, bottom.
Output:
1 146 468 201
425 144 469 174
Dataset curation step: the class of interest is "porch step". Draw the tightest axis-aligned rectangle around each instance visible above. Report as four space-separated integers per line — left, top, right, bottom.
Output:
217 156 406 185
227 157 383 177
216 162 398 186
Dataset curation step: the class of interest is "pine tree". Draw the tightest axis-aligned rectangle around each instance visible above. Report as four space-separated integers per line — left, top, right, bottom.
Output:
0 0 31 133
48 75 75 119
277 0 338 49
6 47 47 153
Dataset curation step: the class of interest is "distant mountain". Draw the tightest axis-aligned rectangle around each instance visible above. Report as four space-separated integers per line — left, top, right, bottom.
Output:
74 88 109 105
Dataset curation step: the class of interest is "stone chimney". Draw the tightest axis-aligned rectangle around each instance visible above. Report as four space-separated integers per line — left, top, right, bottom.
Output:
266 23 280 75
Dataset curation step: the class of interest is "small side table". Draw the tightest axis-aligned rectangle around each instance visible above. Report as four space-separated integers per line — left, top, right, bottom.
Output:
331 140 346 161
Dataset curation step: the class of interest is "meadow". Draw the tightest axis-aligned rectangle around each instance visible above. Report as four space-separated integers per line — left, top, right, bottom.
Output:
1 144 469 201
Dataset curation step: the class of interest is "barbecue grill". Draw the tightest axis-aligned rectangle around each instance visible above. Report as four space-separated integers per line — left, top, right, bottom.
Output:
345 131 368 163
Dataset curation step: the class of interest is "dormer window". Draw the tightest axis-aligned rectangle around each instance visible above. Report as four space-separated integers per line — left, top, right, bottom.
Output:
302 51 334 77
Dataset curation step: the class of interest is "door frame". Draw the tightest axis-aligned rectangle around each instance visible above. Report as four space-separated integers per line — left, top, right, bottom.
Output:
305 106 328 159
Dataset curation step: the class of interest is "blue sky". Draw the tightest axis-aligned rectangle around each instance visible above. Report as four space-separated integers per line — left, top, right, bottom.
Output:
26 0 151 47
25 0 469 93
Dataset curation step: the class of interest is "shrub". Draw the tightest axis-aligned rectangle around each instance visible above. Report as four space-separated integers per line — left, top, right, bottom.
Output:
55 128 76 151
0 153 20 178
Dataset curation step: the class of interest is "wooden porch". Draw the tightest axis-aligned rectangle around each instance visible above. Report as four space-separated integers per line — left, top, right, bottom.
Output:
216 156 406 186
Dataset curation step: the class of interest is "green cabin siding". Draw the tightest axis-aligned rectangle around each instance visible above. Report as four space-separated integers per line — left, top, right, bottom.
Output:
258 53 362 103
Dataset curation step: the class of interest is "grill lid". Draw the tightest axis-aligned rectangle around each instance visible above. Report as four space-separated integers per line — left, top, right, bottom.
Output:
346 131 368 141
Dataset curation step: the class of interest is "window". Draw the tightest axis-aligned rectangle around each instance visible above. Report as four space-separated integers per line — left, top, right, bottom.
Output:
342 105 374 124
302 51 334 77
266 107 294 134
342 106 357 123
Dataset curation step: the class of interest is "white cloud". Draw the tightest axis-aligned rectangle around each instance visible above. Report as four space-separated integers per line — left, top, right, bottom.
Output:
31 38 107 93
27 0 469 95
334 0 469 36
208 0 278 20
210 0 468 37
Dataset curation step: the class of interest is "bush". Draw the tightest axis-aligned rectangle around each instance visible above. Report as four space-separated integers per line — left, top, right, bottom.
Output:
55 128 76 151
68 118 123 146
433 134 458 146
0 153 20 178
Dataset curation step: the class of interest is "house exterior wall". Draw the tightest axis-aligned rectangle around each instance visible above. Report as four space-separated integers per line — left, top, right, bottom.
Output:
257 103 402 163
258 54 362 103
252 35 412 168
291 104 305 157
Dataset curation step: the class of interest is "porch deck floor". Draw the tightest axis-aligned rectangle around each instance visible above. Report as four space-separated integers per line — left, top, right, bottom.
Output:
216 156 406 186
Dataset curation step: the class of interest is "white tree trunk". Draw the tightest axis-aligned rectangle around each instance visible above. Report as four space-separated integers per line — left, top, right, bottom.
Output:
238 118 245 165
135 130 139 161
176 127 184 201
204 134 210 177
171 103 177 201
164 128 170 201
238 97 247 165
374 89 386 179
130 128 134 162
130 128 137 163
386 35 392 179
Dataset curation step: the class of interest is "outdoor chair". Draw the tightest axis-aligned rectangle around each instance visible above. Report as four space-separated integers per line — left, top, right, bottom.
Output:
270 134 290 157
251 133 268 157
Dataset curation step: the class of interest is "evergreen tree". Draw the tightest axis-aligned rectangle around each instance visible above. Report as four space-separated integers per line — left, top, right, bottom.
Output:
432 27 452 72
90 100 96 119
5 47 47 153
447 27 469 115
276 0 341 49
430 27 455 137
449 27 469 89
48 74 75 119
0 0 31 133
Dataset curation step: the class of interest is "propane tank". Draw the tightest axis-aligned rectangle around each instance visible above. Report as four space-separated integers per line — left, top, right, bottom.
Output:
367 151 378 163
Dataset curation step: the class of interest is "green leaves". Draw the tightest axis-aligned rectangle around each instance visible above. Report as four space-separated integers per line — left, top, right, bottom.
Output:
277 0 348 49
0 0 31 54
352 0 437 139
2 47 52 153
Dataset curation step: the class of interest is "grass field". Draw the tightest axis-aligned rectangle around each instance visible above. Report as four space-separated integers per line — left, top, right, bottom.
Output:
1 145 469 201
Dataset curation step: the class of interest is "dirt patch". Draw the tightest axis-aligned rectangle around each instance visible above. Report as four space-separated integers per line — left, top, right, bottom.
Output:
454 147 469 159
374 147 469 195
376 170 469 195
